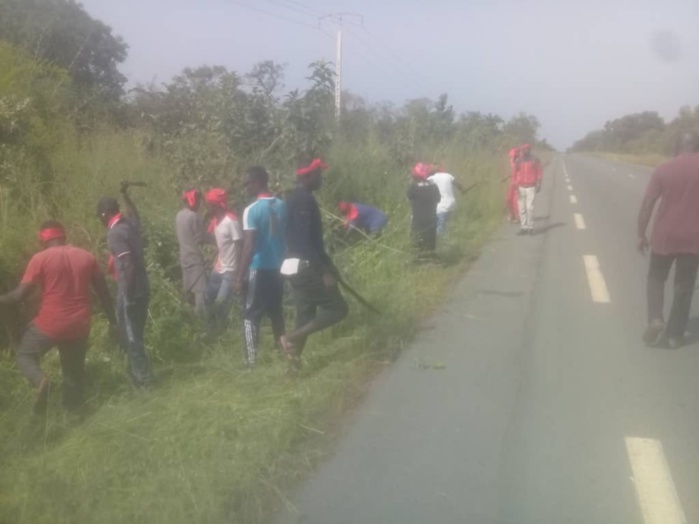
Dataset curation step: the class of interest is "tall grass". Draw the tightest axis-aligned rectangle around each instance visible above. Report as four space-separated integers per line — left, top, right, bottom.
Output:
0 122 509 522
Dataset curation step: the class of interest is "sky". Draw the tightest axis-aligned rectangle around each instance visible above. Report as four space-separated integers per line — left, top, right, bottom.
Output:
81 0 699 149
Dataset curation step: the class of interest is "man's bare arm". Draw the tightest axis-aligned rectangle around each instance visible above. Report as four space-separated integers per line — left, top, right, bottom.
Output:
92 272 117 325
236 230 256 289
637 195 658 253
0 283 33 305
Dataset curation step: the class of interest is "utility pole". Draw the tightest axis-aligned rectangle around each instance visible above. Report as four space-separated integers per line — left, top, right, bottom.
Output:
335 28 343 121
319 13 363 122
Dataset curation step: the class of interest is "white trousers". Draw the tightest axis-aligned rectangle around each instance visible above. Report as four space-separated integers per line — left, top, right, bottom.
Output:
518 186 537 230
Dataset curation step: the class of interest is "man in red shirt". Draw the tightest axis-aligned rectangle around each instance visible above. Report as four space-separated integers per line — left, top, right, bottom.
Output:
638 133 699 348
0 221 117 413
514 145 543 235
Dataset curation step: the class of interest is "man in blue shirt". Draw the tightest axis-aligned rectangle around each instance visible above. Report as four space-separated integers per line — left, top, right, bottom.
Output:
235 166 287 367
338 202 388 235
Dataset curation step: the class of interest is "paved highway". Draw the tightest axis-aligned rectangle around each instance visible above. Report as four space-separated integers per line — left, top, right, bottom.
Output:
277 155 699 524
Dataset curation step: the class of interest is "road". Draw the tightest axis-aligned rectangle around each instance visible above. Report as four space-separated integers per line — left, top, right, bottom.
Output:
276 155 699 524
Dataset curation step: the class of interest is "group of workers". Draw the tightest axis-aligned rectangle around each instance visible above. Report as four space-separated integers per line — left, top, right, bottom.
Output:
0 157 468 415
507 144 543 235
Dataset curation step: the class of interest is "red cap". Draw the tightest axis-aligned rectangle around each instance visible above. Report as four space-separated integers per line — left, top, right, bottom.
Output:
412 163 431 179
38 227 65 243
182 189 199 208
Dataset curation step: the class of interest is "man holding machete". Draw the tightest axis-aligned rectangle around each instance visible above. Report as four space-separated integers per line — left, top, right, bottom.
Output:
96 181 152 389
280 157 348 366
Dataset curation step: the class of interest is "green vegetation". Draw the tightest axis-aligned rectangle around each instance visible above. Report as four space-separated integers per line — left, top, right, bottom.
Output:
571 106 699 159
0 1 549 522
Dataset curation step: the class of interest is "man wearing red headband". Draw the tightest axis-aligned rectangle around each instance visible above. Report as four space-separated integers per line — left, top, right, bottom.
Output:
338 202 388 236
205 187 242 334
96 182 152 389
0 221 117 414
280 157 348 365
176 189 208 317
408 163 441 259
514 144 543 235
507 146 523 223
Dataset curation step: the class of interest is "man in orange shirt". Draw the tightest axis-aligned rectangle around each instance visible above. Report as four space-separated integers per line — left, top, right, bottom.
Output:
0 221 117 414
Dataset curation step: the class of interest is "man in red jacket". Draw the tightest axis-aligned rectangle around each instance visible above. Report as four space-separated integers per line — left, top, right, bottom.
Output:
514 145 543 235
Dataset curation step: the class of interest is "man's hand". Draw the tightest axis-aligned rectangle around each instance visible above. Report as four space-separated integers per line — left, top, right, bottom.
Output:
322 272 337 290
637 236 650 255
234 277 245 295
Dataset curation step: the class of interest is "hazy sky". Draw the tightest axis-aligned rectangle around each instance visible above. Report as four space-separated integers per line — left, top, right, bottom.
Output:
81 0 699 149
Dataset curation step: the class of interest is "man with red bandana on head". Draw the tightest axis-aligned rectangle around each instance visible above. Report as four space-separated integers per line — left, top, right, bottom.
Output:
337 201 388 236
96 182 152 389
514 144 543 235
176 189 208 317
205 187 242 334
507 146 523 222
279 157 348 368
408 162 441 259
0 221 117 414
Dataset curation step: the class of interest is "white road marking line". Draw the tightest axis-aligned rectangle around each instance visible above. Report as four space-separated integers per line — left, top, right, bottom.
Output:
574 213 586 230
629 174 636 179
626 437 687 524
583 255 610 303
570 195 578 204
567 184 574 191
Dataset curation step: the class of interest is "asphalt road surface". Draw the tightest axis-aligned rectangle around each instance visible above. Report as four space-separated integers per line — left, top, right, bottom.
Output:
276 155 699 524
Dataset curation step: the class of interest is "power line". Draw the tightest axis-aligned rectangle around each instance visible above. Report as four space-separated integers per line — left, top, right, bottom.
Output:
227 0 327 32
341 25 429 95
264 0 324 18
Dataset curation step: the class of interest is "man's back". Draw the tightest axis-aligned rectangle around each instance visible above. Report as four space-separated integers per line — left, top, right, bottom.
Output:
648 153 699 255
408 181 441 229
243 197 287 270
428 172 456 213
21 245 99 340
286 186 325 263
175 207 206 268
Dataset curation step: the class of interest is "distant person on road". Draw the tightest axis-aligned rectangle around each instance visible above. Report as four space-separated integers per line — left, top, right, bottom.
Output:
408 162 442 259
205 188 242 334
428 166 467 234
0 222 118 414
176 189 208 317
507 146 522 222
97 183 152 389
338 202 388 236
514 145 543 235
637 132 699 349
235 166 287 367
280 158 348 367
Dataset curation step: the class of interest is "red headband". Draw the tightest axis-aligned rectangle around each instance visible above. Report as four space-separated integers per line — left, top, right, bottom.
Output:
205 188 228 209
39 228 65 243
296 158 329 176
183 189 199 208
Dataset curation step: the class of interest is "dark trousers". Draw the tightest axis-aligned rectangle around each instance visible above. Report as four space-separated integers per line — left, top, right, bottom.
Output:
117 293 152 388
243 268 285 365
15 324 87 410
289 265 348 354
412 225 437 257
647 252 699 339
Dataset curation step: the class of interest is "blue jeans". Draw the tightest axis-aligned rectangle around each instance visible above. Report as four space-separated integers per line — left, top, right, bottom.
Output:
436 211 452 235
117 293 152 388
206 271 235 333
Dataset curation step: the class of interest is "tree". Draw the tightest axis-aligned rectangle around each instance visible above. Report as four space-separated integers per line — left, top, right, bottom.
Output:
246 60 286 97
0 0 128 100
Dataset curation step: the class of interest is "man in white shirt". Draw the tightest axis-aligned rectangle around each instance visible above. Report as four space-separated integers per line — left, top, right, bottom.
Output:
428 168 467 234
205 188 242 333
